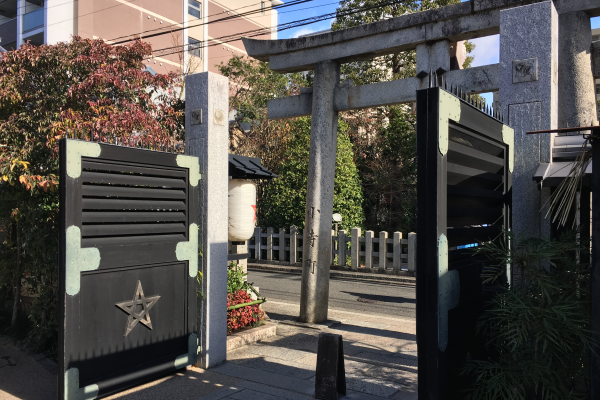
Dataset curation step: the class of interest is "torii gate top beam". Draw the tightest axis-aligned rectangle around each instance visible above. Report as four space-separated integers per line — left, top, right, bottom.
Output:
243 0 600 73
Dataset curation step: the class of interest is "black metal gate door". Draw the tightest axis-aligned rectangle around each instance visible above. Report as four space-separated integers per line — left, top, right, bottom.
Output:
58 138 199 399
416 87 513 399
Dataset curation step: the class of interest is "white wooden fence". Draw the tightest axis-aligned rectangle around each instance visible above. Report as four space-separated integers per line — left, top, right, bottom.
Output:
246 226 416 273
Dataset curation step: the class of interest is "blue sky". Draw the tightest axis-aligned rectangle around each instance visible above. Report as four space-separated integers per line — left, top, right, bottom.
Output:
277 2 600 105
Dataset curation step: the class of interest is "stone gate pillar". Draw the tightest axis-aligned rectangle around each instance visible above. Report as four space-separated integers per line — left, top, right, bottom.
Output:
416 40 451 89
299 60 340 323
558 11 599 130
499 0 558 240
185 72 229 368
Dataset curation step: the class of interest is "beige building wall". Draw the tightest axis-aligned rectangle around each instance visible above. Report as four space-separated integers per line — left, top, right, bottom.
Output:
75 0 278 76
206 0 275 73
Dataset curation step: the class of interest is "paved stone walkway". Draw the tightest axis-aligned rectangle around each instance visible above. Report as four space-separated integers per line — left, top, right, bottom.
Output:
0 301 417 400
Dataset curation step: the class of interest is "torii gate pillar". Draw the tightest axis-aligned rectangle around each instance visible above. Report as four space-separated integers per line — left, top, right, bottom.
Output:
299 60 340 323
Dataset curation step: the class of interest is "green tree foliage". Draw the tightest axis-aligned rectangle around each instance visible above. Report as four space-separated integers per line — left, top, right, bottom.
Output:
462 232 593 400
331 0 479 233
463 40 476 69
332 0 461 84
259 118 365 231
217 55 306 175
0 38 182 356
351 108 417 233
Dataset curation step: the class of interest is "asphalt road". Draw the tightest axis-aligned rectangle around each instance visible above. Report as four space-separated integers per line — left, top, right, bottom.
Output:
247 270 416 320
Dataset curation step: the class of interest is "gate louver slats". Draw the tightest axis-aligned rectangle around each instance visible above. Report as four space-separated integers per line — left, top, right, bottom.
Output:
81 160 188 242
59 140 199 400
417 87 513 400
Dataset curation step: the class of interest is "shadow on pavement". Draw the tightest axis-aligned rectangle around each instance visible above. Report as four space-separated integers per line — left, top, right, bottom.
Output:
329 323 416 342
340 291 417 305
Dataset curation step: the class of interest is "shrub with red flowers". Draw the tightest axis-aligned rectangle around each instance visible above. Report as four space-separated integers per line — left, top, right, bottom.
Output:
227 289 265 334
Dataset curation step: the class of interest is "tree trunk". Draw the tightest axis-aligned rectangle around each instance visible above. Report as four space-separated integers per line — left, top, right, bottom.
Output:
11 221 21 326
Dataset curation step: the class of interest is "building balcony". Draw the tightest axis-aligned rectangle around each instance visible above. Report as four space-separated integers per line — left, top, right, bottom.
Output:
0 17 17 49
23 8 43 33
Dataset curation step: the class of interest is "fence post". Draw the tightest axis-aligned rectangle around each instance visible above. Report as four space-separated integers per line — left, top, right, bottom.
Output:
290 226 298 265
338 230 347 266
351 227 361 270
365 231 374 270
408 232 416 273
266 227 274 260
379 231 388 270
330 230 335 267
279 227 286 262
254 227 262 260
393 232 402 269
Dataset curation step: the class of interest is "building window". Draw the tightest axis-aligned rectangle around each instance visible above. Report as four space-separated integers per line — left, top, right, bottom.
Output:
188 37 202 58
261 1 265 14
188 0 201 19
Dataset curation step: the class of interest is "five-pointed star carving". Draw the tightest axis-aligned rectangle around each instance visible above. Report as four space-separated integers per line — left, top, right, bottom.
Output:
115 281 160 337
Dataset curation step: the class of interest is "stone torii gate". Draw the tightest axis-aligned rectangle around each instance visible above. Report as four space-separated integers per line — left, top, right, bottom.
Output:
242 0 600 325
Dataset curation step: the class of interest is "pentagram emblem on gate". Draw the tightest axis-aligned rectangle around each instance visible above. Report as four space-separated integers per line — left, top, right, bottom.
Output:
115 280 161 337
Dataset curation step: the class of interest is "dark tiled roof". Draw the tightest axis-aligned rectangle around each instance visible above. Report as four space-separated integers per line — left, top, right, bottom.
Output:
229 154 277 179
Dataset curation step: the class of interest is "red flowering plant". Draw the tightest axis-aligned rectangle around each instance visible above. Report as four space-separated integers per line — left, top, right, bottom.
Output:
227 289 265 334
226 263 265 334
0 37 183 355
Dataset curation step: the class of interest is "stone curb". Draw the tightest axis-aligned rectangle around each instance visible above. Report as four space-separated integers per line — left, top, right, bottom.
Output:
248 263 416 285
226 322 277 352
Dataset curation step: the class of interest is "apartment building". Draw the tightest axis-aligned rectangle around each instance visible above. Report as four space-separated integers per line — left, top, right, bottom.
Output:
0 0 281 74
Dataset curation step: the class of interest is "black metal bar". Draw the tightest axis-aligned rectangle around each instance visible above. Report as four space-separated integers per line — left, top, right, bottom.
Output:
416 86 430 400
227 253 251 261
591 140 600 399
527 126 600 135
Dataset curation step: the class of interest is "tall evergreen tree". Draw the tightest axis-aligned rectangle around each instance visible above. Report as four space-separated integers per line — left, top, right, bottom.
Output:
259 118 365 232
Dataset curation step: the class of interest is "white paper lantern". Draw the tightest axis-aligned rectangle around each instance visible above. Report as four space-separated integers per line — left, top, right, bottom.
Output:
228 179 257 241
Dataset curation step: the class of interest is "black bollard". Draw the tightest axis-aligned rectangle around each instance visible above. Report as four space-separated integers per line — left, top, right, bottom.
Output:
315 332 346 400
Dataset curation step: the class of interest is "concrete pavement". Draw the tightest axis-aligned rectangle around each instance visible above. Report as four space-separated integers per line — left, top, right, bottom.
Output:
0 290 417 400
0 338 57 400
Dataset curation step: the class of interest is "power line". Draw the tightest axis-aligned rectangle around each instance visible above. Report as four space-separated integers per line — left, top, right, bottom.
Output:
110 0 314 45
152 0 411 59
104 0 285 43
25 0 275 41
108 0 340 44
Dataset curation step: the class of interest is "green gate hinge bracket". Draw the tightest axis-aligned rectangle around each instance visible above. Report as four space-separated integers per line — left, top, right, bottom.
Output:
66 140 101 179
502 125 515 173
438 234 460 352
176 223 199 278
176 155 201 186
174 333 198 369
66 226 101 296
64 368 99 400
438 90 462 156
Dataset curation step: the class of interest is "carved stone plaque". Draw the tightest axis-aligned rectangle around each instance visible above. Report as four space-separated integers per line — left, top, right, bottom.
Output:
191 109 202 125
512 58 538 83
213 109 225 126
